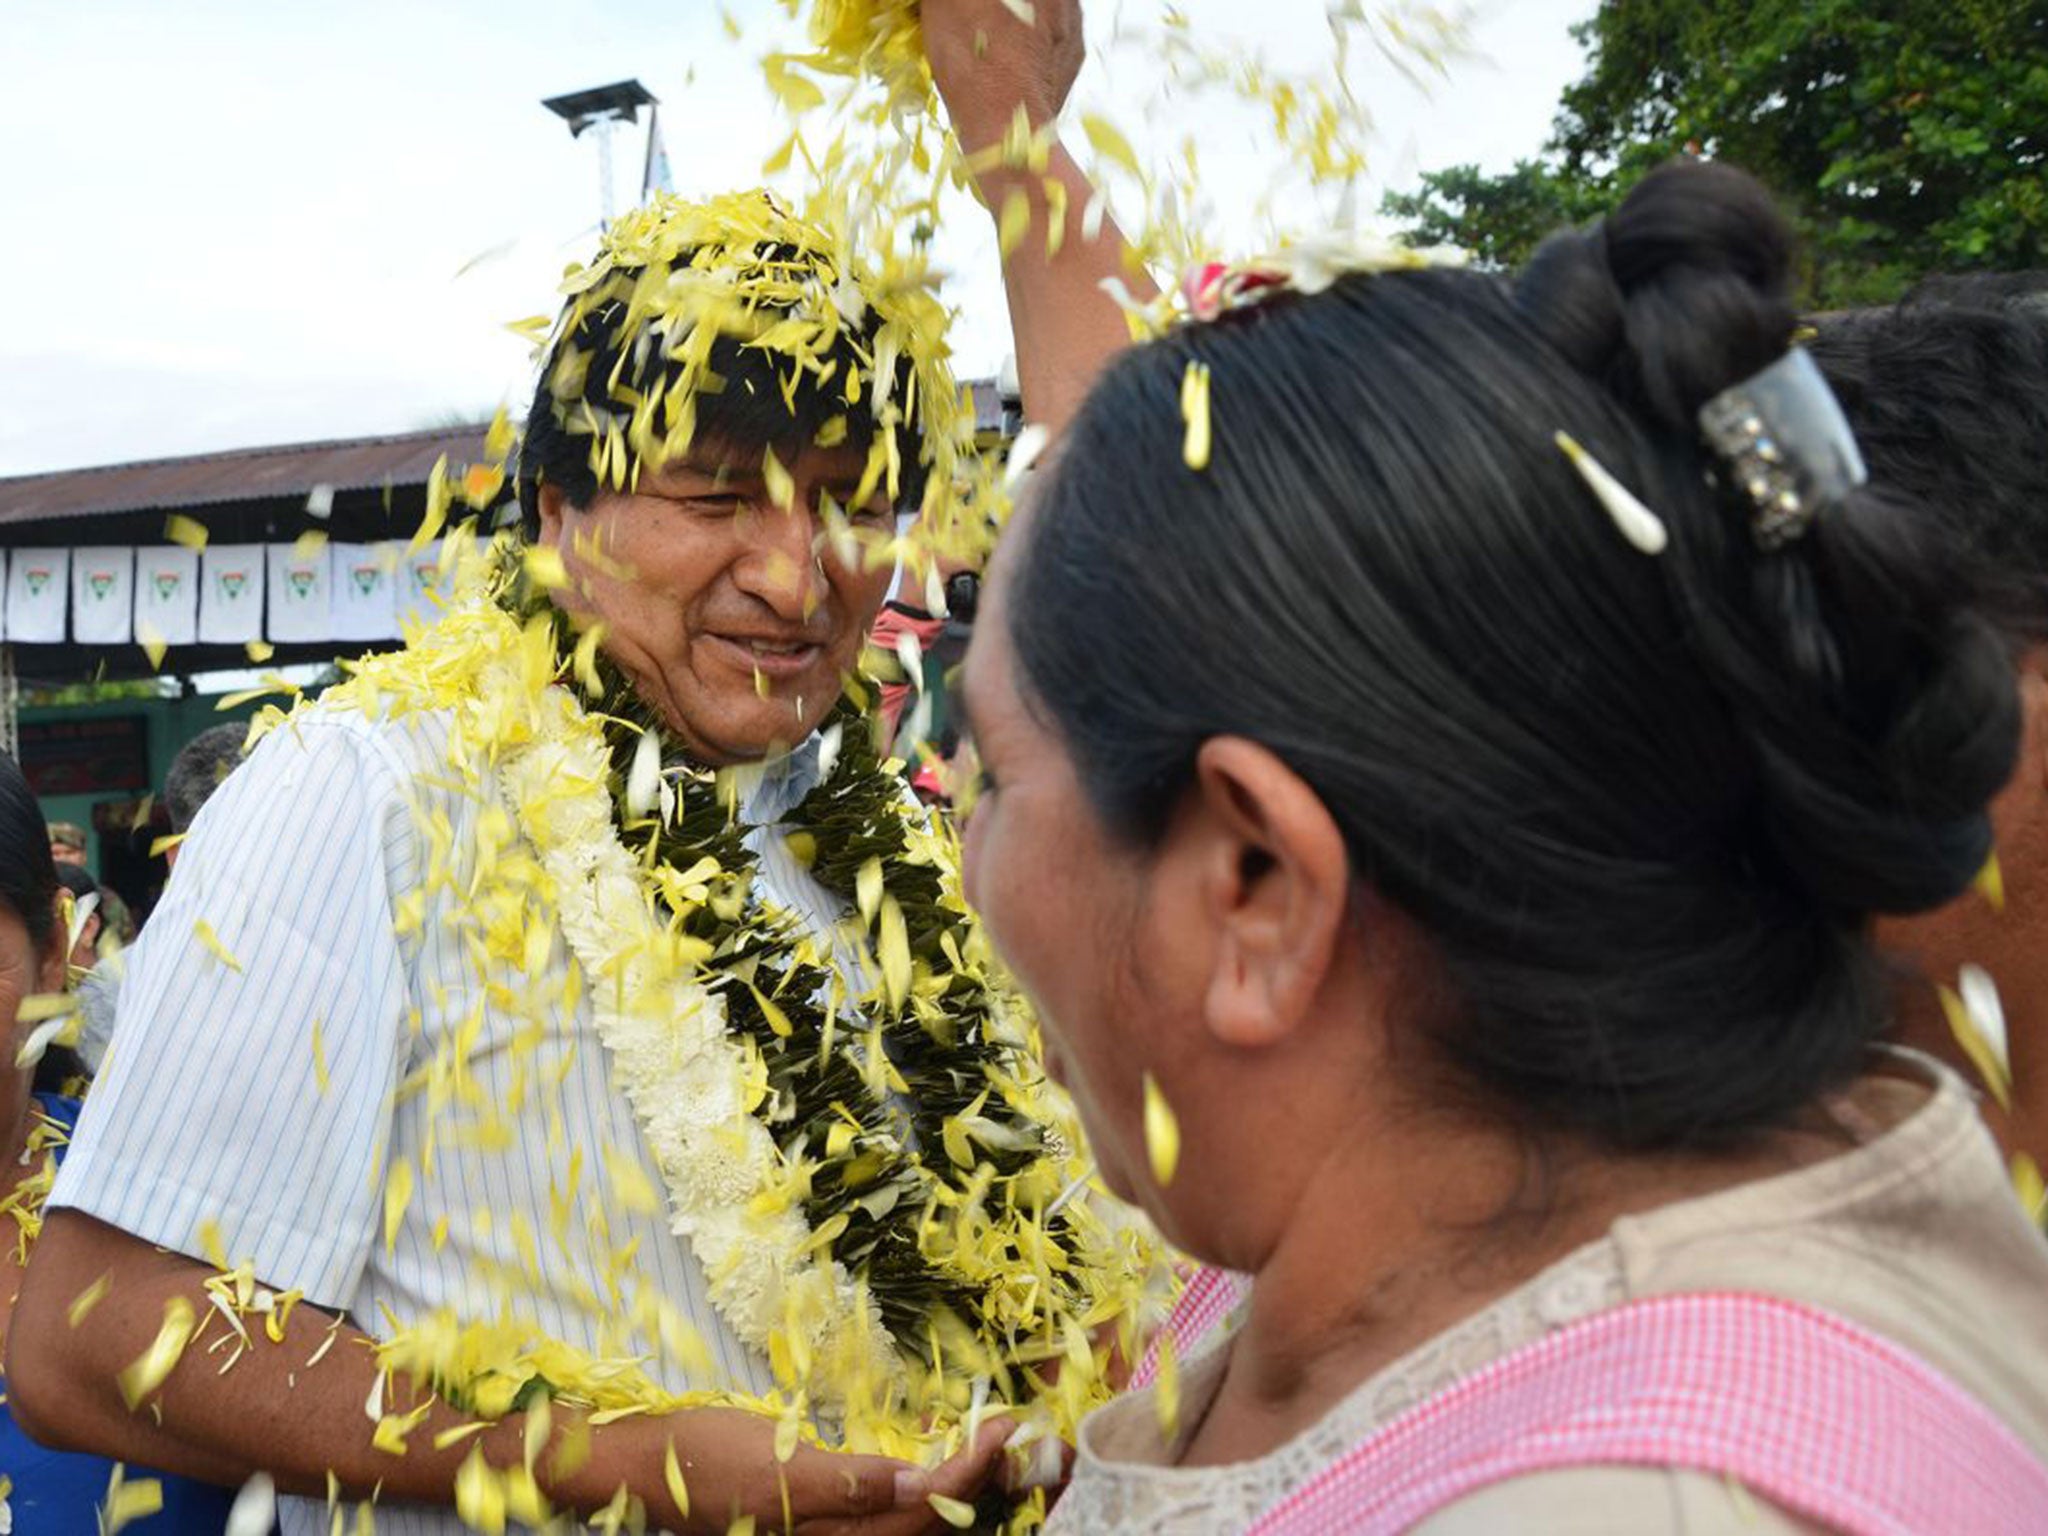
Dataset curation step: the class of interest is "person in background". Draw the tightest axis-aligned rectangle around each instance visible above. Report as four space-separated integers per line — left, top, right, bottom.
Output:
0 750 234 1534
47 821 134 947
53 864 109 972
159 722 251 873
72 722 253 1074
46 821 88 871
1809 281 2048 1179
952 115 2048 1522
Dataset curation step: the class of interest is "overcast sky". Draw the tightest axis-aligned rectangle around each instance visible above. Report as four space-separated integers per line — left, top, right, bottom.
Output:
0 0 1592 476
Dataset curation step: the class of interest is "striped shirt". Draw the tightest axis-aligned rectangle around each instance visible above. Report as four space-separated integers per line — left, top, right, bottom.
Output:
51 702 846 1534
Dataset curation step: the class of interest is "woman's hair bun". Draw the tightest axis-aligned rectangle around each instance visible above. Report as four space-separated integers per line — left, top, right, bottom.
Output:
1517 160 1798 435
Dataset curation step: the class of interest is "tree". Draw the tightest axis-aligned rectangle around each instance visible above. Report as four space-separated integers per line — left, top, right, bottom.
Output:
1385 1 2048 306
1379 161 1604 270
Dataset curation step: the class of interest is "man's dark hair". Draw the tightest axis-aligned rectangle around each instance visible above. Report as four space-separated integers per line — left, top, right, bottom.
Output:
1808 273 2048 639
1011 160 2017 1154
164 722 250 835
515 250 927 539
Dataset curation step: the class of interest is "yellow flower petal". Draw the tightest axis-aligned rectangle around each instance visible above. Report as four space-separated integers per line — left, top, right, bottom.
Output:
1143 1072 1181 1187
1976 851 2005 912
165 514 209 551
2014 1153 2046 1226
663 1438 691 1519
118 1297 197 1409
102 1466 165 1533
1180 361 1212 471
192 917 244 973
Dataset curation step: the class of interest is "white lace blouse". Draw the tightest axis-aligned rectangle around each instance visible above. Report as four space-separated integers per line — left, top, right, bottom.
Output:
1047 1063 2048 1533
1052 1241 1625 1531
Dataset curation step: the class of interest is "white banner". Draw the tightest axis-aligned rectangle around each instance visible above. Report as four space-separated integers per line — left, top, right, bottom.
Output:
267 542 333 643
3 548 69 643
330 542 402 642
133 545 201 647
397 540 449 631
199 544 266 645
71 547 134 645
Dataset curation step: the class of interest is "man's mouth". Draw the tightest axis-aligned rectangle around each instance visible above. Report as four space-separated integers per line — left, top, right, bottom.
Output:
707 633 828 681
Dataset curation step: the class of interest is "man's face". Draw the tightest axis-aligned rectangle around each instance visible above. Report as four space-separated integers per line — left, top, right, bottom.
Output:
538 440 897 765
50 842 84 867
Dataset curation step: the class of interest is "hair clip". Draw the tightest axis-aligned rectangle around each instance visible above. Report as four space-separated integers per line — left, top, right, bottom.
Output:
1698 348 1868 550
1554 431 1668 555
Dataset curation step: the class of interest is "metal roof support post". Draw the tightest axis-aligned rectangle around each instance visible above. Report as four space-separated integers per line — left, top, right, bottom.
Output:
540 81 656 234
1 643 18 761
593 114 618 230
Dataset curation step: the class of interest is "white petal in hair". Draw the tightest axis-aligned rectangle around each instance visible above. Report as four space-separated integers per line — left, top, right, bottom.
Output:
1554 431 1669 556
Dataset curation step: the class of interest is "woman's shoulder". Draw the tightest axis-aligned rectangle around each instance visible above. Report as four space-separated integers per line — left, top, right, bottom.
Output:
1412 1465 1821 1534
1613 1060 2048 1458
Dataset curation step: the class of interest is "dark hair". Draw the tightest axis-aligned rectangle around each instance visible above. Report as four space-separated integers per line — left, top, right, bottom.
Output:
1808 278 2048 639
54 862 98 906
165 722 249 834
1 751 85 1092
1010 160 2020 1152
515 249 928 538
1 750 59 958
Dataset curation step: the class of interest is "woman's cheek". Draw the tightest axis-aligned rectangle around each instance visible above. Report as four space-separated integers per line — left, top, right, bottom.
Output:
960 804 990 914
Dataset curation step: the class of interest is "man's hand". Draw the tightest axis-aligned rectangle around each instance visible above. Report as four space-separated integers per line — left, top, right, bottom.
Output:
924 0 1084 155
591 1409 1019 1535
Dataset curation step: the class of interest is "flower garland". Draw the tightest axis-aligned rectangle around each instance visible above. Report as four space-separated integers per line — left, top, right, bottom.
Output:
294 541 1163 1485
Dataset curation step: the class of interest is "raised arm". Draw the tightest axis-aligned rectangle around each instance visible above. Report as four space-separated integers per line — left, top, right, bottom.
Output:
924 0 1155 437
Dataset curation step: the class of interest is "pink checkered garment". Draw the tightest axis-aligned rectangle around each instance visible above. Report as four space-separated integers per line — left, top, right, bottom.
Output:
1129 1263 1251 1390
1237 1291 2048 1534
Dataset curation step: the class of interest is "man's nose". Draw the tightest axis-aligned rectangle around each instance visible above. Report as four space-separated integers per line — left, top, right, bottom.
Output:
733 501 829 621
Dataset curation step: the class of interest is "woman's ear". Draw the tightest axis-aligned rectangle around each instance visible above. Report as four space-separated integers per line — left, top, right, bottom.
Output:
1186 737 1352 1051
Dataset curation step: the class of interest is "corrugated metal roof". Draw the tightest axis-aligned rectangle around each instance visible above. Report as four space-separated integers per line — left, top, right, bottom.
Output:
0 376 1015 533
0 424 492 528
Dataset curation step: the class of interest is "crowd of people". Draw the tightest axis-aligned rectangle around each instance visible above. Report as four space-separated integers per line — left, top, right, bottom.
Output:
3 0 2047 1531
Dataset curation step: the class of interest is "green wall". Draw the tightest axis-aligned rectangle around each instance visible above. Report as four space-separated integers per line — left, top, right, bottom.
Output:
23 693 263 879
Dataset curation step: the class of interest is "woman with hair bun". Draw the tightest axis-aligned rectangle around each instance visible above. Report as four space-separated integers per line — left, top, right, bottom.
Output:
939 55 2048 1522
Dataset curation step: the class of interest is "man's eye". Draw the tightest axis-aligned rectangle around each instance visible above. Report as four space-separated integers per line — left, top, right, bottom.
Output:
683 493 747 513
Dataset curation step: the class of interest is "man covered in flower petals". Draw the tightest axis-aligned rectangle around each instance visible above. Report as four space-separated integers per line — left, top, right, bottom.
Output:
5 8 1158 1532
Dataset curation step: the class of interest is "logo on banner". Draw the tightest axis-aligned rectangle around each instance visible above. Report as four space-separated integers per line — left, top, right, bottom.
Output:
287 568 317 600
87 571 117 600
351 564 383 596
414 562 442 591
153 572 183 600
24 568 52 596
219 571 250 600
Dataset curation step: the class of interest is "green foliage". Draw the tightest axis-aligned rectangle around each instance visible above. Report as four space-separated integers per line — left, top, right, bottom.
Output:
1384 1 2048 305
22 677 176 707
1380 160 1606 269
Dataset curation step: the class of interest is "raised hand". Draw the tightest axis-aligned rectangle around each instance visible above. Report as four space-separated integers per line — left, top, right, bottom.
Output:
923 0 1085 153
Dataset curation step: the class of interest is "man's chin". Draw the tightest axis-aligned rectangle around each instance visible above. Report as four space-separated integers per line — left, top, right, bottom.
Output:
667 690 843 766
